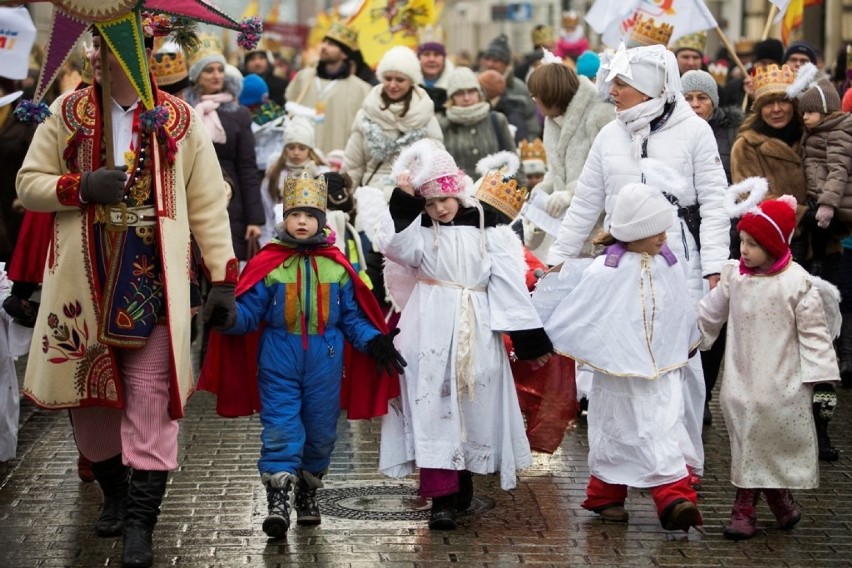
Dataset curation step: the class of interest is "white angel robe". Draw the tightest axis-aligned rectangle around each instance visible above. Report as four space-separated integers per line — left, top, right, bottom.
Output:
376 217 540 491
539 247 701 487
0 265 31 462
698 260 839 489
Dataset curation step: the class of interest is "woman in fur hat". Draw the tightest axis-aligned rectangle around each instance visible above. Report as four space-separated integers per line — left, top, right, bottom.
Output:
343 46 443 196
185 39 264 262
547 43 731 486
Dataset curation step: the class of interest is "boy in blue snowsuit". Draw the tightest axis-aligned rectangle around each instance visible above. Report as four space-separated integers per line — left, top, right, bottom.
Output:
220 172 406 538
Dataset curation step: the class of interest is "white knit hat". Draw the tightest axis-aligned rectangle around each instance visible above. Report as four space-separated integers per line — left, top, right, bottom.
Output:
284 116 315 149
376 45 424 85
598 43 682 102
446 66 483 98
609 183 675 242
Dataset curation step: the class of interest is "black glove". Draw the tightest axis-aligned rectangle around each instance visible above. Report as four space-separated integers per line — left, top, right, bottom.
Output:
80 166 128 204
203 283 237 331
366 328 407 376
813 383 837 421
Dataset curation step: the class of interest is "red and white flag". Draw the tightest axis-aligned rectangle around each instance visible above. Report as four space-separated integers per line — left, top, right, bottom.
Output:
586 0 718 48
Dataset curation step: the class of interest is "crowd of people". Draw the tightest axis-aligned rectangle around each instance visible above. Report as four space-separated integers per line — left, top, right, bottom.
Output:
2 10 852 567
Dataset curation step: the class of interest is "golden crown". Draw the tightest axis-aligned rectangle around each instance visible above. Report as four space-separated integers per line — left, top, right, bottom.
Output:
476 173 528 220
417 24 444 46
627 14 673 48
562 11 580 28
283 172 327 213
519 138 546 164
149 51 188 86
753 64 796 101
325 22 359 52
187 33 223 67
670 32 707 55
532 25 554 48
735 38 754 56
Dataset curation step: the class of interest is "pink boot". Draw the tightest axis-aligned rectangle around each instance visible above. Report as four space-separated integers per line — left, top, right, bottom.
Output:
764 489 802 529
723 489 759 541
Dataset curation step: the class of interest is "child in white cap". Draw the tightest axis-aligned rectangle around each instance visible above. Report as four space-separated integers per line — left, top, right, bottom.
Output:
375 139 552 531
538 182 703 533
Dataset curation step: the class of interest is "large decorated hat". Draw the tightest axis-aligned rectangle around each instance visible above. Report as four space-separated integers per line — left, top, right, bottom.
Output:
474 151 528 220
284 171 328 213
753 64 796 102
626 13 673 48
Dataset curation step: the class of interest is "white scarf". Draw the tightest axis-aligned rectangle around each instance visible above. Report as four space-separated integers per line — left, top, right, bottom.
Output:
616 97 666 160
445 102 490 126
194 92 233 144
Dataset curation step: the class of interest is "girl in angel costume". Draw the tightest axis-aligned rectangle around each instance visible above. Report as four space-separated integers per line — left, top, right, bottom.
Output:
697 179 841 541
372 139 553 531
536 182 703 533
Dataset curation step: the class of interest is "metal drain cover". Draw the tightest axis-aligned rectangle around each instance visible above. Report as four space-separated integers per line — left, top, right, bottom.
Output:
316 485 495 521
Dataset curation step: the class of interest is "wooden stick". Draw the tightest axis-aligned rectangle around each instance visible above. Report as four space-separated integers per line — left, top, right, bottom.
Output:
714 26 748 78
762 4 779 41
99 38 115 169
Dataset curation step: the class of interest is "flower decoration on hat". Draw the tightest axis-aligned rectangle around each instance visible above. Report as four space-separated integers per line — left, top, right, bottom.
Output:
474 151 528 220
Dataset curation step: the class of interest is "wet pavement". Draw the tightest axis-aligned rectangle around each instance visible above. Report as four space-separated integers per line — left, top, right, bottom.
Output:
2 356 852 567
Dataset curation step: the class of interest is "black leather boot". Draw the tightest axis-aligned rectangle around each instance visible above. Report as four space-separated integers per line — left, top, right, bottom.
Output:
428 494 458 530
839 315 852 387
90 454 129 537
121 470 168 568
456 471 474 512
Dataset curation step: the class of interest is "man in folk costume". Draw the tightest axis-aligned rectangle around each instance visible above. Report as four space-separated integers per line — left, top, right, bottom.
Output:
284 23 372 155
15 29 238 568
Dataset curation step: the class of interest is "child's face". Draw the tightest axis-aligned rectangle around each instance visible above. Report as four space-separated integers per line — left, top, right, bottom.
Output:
424 197 460 223
285 210 320 239
625 231 667 255
526 173 544 189
802 111 825 129
739 231 775 271
285 143 310 165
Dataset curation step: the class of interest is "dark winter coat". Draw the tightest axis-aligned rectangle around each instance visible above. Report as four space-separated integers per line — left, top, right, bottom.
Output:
437 110 515 178
708 106 744 183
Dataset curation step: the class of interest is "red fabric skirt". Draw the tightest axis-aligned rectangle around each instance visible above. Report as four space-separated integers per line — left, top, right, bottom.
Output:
7 211 53 283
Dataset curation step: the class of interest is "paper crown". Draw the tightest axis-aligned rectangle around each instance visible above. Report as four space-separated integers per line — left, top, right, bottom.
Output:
149 51 188 86
670 32 707 55
519 138 546 164
325 22 359 52
417 24 445 45
707 61 729 86
283 171 328 213
735 38 754 56
562 11 580 28
627 14 673 48
476 173 528 220
532 25 555 47
188 33 223 66
753 64 796 101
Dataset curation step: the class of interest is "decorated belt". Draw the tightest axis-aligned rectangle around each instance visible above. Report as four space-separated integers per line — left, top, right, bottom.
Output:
106 204 157 232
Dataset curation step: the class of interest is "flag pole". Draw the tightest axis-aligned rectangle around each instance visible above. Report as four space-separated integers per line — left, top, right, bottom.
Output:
762 5 779 40
713 27 748 79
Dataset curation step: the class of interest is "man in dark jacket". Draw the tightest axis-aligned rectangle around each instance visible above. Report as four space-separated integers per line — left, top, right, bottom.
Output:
244 49 288 106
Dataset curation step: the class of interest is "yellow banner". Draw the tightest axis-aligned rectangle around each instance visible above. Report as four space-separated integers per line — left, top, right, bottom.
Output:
346 0 438 68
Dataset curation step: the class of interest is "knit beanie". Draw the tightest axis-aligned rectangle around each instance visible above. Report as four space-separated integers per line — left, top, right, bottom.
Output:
798 77 841 114
188 34 227 84
753 38 784 65
575 50 600 79
239 73 268 106
609 183 676 242
391 138 466 201
376 45 424 85
284 116 316 149
478 69 506 100
417 41 446 57
736 195 797 260
784 41 818 65
446 66 483 98
483 34 512 64
680 69 719 108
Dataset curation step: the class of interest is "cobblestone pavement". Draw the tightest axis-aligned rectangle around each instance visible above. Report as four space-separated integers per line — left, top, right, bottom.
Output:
2 357 852 567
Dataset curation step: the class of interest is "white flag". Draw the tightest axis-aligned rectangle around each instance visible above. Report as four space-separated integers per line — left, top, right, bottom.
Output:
586 0 719 48
0 7 36 81
769 0 792 22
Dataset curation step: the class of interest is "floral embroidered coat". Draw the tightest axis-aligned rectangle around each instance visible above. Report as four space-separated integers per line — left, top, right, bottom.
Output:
16 87 238 419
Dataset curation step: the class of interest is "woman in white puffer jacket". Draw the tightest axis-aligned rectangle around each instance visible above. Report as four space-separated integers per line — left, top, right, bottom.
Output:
547 43 730 483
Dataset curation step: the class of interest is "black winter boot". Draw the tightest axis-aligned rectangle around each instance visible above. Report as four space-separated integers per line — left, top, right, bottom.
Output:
428 494 458 530
813 384 839 462
90 454 129 537
261 472 296 538
456 471 474 512
814 411 839 461
121 470 168 568
294 470 323 526
839 315 852 387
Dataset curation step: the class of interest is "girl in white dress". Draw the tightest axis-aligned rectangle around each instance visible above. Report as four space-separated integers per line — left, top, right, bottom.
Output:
539 182 702 532
698 193 840 540
375 139 552 530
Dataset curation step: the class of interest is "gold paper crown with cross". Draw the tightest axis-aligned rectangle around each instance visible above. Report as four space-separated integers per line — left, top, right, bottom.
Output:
753 64 796 101
670 32 707 55
325 22 359 53
187 32 223 67
627 14 673 48
519 138 546 165
476 174 528 220
149 50 188 87
417 24 445 46
735 38 754 56
284 171 328 213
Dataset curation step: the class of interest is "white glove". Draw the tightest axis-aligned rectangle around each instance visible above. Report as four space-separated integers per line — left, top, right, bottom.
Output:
544 190 572 218
816 204 835 229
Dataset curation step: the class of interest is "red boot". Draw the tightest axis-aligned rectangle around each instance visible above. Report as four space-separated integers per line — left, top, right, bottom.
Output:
764 489 801 529
723 489 759 540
